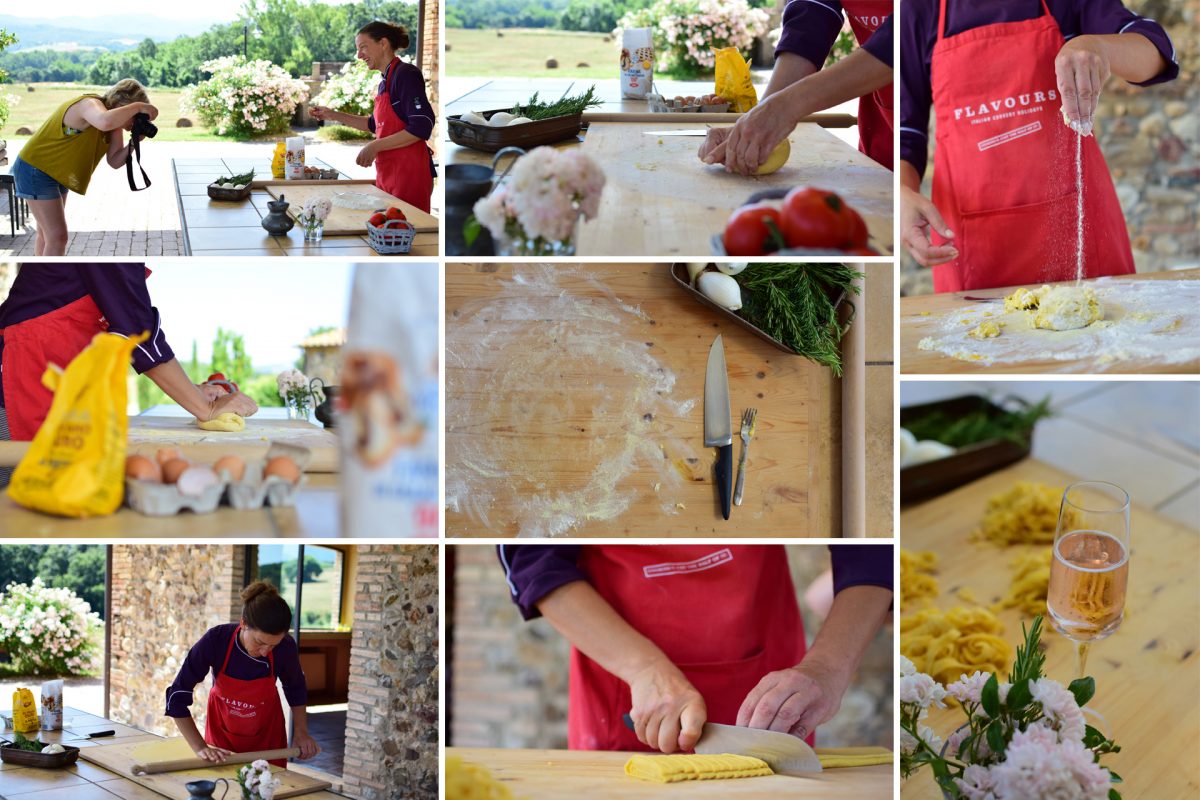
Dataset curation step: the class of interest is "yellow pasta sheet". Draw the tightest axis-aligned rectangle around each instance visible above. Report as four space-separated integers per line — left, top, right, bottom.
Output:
625 753 772 783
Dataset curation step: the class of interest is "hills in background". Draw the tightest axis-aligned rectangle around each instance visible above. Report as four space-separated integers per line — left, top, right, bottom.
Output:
0 13 222 51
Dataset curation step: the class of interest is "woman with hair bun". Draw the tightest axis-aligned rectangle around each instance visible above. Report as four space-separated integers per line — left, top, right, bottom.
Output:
310 20 435 212
165 581 321 764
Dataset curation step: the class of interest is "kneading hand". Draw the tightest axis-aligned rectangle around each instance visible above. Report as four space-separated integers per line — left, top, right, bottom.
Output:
737 661 846 740
194 744 234 763
210 391 258 420
1055 36 1110 135
901 185 958 268
628 660 708 754
704 97 794 176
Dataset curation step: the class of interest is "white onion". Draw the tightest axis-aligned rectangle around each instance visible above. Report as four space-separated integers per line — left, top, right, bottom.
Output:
487 112 516 127
460 111 487 126
507 116 533 126
685 263 708 286
716 263 747 276
697 271 742 311
905 439 955 467
898 428 917 466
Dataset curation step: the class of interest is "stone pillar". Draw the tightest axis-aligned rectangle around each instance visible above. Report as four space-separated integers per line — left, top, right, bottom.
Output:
342 546 438 800
108 546 245 735
420 0 439 110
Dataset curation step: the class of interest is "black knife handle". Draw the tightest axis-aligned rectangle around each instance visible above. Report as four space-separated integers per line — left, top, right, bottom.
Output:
716 443 733 520
622 713 635 731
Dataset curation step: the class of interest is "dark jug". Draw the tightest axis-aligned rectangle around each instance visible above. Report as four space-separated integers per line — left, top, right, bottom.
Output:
262 195 296 236
445 146 524 256
186 778 230 800
311 377 338 429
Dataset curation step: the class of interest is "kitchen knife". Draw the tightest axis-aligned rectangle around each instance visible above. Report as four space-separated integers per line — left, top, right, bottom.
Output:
695 722 823 776
704 334 733 520
643 129 712 137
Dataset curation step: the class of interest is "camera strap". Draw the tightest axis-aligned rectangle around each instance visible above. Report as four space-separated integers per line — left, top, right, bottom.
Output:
126 135 151 192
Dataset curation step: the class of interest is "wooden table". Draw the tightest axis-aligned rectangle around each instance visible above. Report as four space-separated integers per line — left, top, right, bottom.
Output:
448 748 893 799
445 264 892 537
900 459 1200 800
172 158 437 257
444 120 892 259
900 268 1200 374
0 708 345 799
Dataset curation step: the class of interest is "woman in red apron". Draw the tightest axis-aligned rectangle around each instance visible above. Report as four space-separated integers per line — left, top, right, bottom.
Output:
500 545 892 753
310 21 434 213
900 0 1175 291
0 265 257 448
700 3 895 174
166 581 320 765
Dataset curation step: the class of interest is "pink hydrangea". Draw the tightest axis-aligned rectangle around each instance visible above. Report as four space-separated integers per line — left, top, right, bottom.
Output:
473 148 605 245
987 726 1112 799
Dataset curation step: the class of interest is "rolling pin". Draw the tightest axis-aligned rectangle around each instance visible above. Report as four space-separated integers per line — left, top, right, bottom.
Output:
581 111 857 128
841 268 867 538
133 747 301 775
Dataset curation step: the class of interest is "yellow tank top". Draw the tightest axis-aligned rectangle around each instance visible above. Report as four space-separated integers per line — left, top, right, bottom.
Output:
19 94 111 195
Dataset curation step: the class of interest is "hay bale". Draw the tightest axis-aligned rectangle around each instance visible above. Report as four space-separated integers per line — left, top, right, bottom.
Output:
496 31 504 37
576 62 589 68
16 127 33 135
602 35 612 43
546 58 559 69
26 85 35 92
176 118 193 128
446 44 452 52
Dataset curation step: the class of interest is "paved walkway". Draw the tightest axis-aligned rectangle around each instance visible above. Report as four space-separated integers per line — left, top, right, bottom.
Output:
0 135 381 258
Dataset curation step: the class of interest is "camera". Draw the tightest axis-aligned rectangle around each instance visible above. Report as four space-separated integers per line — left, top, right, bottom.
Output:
131 112 158 139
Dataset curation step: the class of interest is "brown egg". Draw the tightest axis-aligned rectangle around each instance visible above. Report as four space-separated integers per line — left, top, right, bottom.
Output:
125 455 162 482
156 447 183 466
161 458 191 485
263 456 301 485
213 455 247 482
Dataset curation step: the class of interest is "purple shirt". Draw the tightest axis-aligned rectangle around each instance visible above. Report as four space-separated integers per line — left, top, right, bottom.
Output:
164 623 307 718
900 0 1179 177
0 263 175 406
776 2 894 69
367 59 435 140
498 545 893 621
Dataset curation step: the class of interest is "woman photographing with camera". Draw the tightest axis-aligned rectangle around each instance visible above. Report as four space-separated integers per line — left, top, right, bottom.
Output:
12 78 158 256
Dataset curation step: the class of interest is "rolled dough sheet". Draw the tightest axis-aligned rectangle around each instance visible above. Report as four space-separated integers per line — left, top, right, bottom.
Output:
131 737 197 763
198 413 247 432
625 753 773 783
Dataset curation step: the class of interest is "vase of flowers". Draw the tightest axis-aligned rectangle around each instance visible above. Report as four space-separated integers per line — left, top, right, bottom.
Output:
277 369 312 421
298 197 331 243
901 616 1123 800
472 147 605 257
237 759 281 800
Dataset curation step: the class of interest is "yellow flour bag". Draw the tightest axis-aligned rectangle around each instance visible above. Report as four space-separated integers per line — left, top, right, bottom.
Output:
7 332 147 518
12 687 39 733
714 48 758 113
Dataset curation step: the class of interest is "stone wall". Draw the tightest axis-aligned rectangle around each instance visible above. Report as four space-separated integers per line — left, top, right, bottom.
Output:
108 546 245 734
342 546 439 800
450 546 893 750
422 0 440 113
901 0 1198 294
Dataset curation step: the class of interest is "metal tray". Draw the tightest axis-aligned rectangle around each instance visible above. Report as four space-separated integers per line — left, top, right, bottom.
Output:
1 741 80 768
448 109 583 153
669 264 849 356
900 394 1036 504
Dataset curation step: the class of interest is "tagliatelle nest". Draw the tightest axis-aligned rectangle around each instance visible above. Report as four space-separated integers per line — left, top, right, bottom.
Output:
973 482 1078 546
994 550 1052 617
900 549 940 611
900 606 1012 687
446 756 519 800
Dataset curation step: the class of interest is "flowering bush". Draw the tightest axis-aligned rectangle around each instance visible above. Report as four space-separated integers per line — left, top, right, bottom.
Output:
617 0 770 75
472 147 605 255
0 578 102 676
312 59 377 117
901 617 1123 799
238 759 281 800
0 91 18 132
276 369 312 417
182 56 308 139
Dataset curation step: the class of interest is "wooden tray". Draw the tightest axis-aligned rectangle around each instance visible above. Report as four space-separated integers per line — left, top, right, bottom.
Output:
448 109 583 152
0 741 80 768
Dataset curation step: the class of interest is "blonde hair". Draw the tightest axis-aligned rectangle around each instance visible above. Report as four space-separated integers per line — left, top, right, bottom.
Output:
102 79 150 109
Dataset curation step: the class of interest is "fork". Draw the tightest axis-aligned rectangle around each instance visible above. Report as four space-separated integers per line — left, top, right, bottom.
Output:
734 408 757 506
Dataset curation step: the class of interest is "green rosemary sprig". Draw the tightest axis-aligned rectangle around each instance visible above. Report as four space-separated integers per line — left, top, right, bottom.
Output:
905 396 1053 448
510 85 603 120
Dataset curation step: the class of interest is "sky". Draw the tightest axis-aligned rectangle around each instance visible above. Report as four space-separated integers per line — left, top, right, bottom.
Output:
3 0 390 23
147 262 355 372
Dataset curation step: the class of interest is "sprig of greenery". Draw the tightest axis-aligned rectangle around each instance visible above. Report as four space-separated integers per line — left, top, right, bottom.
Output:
11 733 45 752
735 265 863 376
904 396 1052 448
1008 616 1047 685
510 85 603 120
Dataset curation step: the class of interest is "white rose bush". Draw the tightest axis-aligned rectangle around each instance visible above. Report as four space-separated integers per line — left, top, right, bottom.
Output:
0 578 102 676
617 0 769 75
312 59 378 117
901 617 1123 800
182 56 308 138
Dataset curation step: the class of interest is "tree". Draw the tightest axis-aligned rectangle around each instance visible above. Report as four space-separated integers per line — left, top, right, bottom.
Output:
210 329 253 388
0 545 106 621
283 555 325 583
0 28 16 133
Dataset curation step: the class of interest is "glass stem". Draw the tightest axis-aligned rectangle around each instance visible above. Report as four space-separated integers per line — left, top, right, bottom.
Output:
1076 640 1091 679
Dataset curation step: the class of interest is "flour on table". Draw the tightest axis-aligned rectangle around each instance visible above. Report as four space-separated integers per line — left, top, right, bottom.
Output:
912 279 1200 371
446 265 700 536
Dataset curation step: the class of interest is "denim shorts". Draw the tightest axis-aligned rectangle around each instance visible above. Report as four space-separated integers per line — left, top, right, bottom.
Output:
12 156 69 201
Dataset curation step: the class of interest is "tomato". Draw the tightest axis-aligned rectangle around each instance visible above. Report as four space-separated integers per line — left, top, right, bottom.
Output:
385 207 407 221
368 212 387 227
780 187 857 250
207 372 226 382
846 207 869 249
723 204 786 256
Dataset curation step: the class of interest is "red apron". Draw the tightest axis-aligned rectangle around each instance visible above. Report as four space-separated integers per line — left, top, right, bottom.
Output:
569 546 807 752
373 57 434 214
0 295 106 441
844 2 894 169
205 625 289 767
928 0 1135 292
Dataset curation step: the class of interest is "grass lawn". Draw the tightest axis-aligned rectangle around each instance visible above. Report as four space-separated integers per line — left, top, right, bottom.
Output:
447 28 618 79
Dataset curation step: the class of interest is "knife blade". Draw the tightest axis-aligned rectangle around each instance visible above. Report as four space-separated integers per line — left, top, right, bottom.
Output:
695 722 822 776
643 129 711 136
704 334 733 520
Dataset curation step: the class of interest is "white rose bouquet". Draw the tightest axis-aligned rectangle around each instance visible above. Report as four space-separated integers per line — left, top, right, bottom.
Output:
277 369 312 419
238 759 281 800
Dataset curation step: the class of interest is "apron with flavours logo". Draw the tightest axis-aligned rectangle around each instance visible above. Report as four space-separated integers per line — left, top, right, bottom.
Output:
928 0 1135 292
373 57 434 214
843 1 895 169
568 545 807 752
205 625 289 766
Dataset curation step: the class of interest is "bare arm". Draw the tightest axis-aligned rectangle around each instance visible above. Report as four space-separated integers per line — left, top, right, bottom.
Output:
144 359 259 421
537 580 706 753
309 107 372 131
762 52 819 98
105 128 127 168
68 98 158 133
171 714 234 762
1057 33 1168 131
290 706 321 758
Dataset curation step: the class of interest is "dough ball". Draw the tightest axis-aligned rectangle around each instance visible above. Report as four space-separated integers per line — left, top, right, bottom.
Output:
754 138 791 176
1031 286 1102 331
198 412 246 432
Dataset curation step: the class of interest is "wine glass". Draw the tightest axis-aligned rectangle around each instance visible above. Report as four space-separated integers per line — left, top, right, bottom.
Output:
1046 480 1131 678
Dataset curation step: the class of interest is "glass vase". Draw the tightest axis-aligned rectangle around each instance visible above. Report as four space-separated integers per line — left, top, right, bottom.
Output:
301 217 324 243
495 221 579 256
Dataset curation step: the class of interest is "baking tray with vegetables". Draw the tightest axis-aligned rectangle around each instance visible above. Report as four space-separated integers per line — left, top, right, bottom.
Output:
448 86 602 153
1 733 80 768
670 264 860 375
900 394 1052 503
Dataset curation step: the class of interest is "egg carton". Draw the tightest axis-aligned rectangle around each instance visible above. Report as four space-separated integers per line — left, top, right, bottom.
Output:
223 442 312 510
648 92 731 114
124 474 228 517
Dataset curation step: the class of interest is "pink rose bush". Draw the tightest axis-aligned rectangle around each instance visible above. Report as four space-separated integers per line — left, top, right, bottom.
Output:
0 578 102 676
617 0 769 75
901 617 1123 800
182 56 308 138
